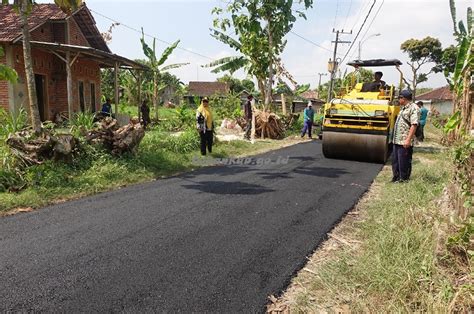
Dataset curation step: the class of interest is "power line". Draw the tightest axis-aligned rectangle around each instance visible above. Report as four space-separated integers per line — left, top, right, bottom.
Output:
340 0 377 64
360 0 384 41
333 0 340 29
342 0 354 30
289 31 344 56
89 9 216 62
351 0 371 31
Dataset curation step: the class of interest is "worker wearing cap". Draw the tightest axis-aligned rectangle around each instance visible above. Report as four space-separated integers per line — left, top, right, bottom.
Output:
301 101 315 139
391 90 420 182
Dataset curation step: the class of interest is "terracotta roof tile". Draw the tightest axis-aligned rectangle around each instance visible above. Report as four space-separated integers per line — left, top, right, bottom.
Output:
188 81 229 97
417 86 453 101
300 90 321 100
0 4 66 42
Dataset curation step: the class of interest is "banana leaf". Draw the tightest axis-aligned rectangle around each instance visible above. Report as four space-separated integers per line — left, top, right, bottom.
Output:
210 29 242 50
140 28 156 65
157 40 180 67
444 110 461 133
453 37 469 86
161 63 189 71
468 7 472 34
203 56 248 74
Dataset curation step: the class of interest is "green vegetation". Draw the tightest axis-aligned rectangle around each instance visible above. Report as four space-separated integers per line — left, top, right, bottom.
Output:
278 125 472 312
0 104 292 212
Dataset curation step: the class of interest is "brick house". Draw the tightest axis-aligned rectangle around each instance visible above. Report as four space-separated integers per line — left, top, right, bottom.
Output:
0 3 145 121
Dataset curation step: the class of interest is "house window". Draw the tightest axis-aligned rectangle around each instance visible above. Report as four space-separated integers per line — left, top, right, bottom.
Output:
78 81 85 112
90 82 96 113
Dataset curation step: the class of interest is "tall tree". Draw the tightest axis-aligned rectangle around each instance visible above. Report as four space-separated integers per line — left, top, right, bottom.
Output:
140 29 188 120
400 36 443 99
210 0 313 109
1 0 82 133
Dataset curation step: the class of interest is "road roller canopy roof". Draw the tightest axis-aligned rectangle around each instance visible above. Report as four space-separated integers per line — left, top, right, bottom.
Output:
347 59 403 67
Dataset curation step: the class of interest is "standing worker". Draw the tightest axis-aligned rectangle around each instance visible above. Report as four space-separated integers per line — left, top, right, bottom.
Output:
196 97 214 156
416 101 429 141
244 95 253 140
140 100 151 130
391 90 420 182
301 101 315 139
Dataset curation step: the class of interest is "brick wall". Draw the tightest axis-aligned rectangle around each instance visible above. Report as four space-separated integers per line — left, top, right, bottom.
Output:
52 22 65 43
11 45 101 119
0 45 9 111
31 22 54 42
69 19 90 47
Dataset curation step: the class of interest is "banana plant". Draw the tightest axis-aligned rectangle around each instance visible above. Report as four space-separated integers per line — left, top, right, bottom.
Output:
446 0 473 137
140 28 188 120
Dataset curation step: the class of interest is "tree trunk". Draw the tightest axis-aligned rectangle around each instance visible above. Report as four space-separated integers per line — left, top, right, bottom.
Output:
457 69 472 137
20 0 41 134
257 79 265 107
411 66 417 101
153 71 158 120
264 18 273 110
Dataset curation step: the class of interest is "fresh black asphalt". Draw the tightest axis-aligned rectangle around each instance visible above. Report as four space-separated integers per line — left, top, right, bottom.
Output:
0 141 382 312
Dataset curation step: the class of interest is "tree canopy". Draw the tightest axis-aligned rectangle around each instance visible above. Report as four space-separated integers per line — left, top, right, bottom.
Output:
211 0 313 107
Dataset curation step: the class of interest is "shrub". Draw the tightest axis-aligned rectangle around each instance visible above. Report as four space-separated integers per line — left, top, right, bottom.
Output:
210 93 242 120
163 128 200 154
69 111 96 137
0 107 28 138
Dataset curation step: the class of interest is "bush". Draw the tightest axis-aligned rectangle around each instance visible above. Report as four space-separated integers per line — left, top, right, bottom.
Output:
163 128 200 154
69 111 96 136
210 93 242 120
0 107 28 138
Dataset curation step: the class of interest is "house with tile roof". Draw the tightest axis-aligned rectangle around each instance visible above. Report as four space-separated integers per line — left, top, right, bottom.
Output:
185 81 230 104
417 86 454 115
0 3 145 121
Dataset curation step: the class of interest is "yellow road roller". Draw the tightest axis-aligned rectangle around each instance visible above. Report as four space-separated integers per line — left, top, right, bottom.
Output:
321 59 404 163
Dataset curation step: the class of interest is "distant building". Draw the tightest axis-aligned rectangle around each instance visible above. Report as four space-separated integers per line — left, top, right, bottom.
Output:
185 81 229 104
417 86 453 115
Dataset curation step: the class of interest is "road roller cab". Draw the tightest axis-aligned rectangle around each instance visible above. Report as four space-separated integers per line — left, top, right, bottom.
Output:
322 59 404 163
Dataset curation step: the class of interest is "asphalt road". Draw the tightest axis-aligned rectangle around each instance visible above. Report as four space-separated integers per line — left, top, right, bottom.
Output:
0 141 382 312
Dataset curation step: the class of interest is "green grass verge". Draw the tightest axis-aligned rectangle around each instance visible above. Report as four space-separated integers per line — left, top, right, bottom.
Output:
0 128 290 213
280 125 472 312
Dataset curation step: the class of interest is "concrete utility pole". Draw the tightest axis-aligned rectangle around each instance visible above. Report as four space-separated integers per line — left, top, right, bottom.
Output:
327 29 351 103
317 72 327 98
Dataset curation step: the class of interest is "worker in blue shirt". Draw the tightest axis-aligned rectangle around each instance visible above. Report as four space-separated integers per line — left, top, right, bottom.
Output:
416 101 429 141
101 98 112 116
301 101 315 139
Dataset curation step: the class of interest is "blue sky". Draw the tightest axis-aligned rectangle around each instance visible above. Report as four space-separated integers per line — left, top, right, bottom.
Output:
38 0 471 89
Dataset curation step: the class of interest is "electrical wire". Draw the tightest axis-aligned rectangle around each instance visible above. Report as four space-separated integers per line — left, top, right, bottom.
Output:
333 0 340 29
340 0 377 65
289 31 345 57
342 0 354 31
351 0 371 31
89 9 216 61
360 0 384 41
